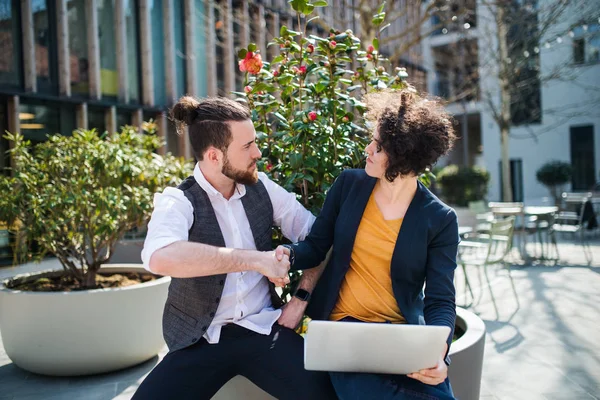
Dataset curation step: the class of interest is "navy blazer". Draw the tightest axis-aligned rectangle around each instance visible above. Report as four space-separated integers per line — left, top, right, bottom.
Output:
290 169 459 360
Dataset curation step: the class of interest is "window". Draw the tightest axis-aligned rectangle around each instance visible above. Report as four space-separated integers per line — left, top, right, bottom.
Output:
33 0 58 93
150 0 166 105
572 24 600 65
97 0 117 99
88 107 107 134
194 0 207 97
0 99 9 173
116 110 131 131
0 0 22 88
507 0 541 125
19 102 76 144
173 0 187 98
570 125 596 191
125 0 140 103
67 0 89 96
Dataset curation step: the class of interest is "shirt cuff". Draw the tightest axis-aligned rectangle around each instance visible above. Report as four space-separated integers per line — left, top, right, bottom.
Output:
141 237 182 273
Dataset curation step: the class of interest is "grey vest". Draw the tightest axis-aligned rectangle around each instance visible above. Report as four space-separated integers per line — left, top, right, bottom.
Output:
162 176 284 353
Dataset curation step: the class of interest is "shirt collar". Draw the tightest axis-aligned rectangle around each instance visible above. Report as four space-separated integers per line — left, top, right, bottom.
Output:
193 163 246 199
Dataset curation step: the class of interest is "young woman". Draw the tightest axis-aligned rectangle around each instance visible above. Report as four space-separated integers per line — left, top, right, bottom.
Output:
284 90 458 400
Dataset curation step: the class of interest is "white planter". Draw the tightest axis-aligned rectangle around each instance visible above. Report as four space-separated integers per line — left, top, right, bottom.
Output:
448 307 486 400
0 264 170 376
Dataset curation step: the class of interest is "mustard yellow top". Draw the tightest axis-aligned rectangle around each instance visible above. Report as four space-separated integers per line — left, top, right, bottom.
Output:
330 192 406 323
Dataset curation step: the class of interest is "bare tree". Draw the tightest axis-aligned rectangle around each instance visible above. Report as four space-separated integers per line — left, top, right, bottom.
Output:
434 0 600 201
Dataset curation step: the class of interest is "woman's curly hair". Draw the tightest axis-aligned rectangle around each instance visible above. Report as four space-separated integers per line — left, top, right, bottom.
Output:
365 90 456 182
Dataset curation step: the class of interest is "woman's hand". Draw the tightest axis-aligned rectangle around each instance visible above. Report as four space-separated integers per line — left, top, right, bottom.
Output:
407 344 448 386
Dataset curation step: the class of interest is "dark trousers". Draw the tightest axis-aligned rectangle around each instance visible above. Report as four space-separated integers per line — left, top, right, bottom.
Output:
330 372 455 400
132 323 336 400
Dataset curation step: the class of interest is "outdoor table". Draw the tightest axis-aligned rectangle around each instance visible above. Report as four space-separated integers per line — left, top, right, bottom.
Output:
459 226 473 238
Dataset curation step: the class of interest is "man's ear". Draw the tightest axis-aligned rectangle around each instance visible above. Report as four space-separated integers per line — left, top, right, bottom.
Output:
205 147 223 164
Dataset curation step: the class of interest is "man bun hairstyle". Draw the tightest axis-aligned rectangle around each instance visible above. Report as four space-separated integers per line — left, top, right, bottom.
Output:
365 89 456 182
170 96 251 160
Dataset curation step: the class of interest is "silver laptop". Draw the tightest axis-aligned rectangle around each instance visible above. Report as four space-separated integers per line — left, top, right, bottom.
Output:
304 320 450 375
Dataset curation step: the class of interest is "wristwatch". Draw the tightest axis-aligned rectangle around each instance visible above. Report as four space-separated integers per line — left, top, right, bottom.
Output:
281 244 296 267
294 288 311 302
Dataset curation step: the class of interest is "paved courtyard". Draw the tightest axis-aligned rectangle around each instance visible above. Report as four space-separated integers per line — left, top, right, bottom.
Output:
1 236 599 399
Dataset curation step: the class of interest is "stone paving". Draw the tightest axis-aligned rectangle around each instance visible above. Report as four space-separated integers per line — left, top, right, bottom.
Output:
1 236 599 399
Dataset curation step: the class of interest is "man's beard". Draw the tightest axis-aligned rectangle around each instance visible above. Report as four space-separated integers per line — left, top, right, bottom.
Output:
222 154 259 185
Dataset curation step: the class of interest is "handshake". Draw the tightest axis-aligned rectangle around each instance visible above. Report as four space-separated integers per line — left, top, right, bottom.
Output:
258 245 292 287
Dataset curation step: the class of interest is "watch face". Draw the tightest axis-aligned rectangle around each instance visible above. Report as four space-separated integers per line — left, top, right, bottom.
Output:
295 289 310 301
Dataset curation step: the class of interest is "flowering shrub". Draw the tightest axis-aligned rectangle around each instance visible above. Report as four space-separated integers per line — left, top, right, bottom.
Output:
236 1 412 213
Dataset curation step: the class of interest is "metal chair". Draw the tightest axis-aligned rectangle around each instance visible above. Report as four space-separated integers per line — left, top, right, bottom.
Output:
554 194 593 264
458 217 519 318
524 211 559 262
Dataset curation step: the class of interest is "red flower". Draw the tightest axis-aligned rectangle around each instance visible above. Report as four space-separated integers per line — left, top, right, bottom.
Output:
266 162 273 172
367 45 375 53
342 116 349 123
239 51 263 75
244 85 252 93
298 65 307 75
307 44 315 53
273 70 280 77
366 53 373 60
329 41 337 50
308 111 317 121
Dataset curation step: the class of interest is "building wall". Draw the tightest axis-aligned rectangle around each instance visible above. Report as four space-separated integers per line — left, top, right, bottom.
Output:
424 0 600 204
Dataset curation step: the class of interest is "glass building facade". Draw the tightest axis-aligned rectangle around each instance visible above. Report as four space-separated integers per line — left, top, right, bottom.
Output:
0 0 327 170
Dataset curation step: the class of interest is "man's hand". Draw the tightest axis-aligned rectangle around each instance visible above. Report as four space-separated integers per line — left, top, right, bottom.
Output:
407 343 448 386
277 297 308 329
268 245 291 287
258 250 290 282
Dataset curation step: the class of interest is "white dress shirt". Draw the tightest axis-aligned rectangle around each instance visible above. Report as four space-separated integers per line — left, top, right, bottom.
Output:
141 164 315 343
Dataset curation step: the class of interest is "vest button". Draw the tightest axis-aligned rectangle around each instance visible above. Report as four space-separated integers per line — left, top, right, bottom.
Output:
201 326 208 331
219 280 224 285
209 312 215 317
215 297 220 303
191 338 198 343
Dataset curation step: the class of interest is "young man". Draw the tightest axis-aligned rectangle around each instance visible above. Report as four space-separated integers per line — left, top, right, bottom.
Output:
132 96 335 400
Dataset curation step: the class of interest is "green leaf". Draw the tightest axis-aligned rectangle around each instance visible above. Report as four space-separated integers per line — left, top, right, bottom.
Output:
278 74 294 86
290 153 303 169
377 2 386 14
302 3 315 15
379 23 391 34
290 0 306 13
306 16 320 25
280 25 289 37
373 38 379 51
248 43 257 53
238 48 247 59
312 0 328 6
315 82 328 93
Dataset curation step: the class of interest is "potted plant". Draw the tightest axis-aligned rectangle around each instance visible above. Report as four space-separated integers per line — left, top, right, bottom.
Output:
536 161 572 205
218 3 485 399
0 125 192 376
436 165 491 207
